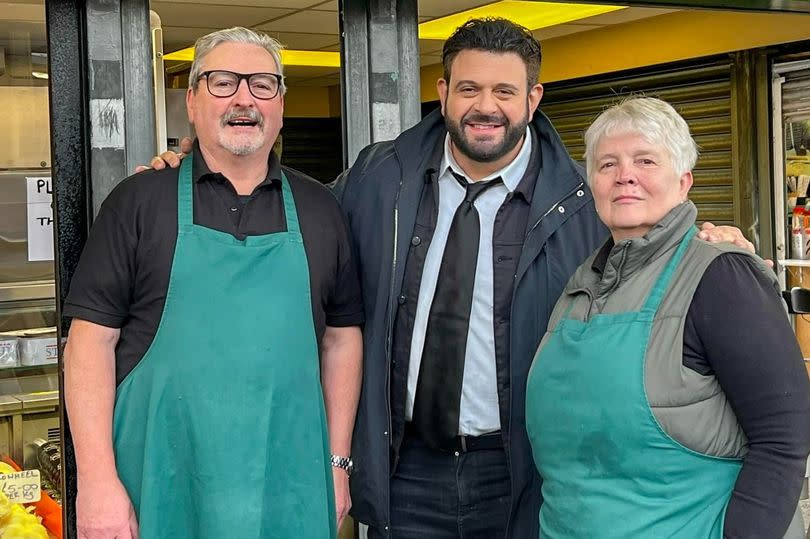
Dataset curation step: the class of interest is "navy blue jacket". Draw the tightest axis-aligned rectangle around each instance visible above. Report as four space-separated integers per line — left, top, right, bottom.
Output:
333 108 608 537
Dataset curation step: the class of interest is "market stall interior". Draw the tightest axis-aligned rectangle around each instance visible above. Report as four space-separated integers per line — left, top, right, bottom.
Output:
0 0 63 536
2 0 810 538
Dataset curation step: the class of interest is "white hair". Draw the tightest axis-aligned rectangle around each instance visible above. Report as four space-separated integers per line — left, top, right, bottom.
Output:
583 97 698 184
189 26 286 95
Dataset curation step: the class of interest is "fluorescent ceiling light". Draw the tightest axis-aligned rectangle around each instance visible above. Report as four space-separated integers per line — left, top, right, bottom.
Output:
162 1 626 67
163 48 340 67
280 50 340 67
31 71 48 79
162 48 194 62
419 1 627 40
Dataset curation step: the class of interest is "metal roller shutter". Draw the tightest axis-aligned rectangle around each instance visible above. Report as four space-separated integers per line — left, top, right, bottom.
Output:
782 67 810 124
541 61 735 224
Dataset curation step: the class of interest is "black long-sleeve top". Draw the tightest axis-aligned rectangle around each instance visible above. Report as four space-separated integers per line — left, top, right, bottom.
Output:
684 253 810 538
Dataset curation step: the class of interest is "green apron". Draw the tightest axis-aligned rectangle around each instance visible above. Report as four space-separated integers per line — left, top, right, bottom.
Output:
112 156 336 539
525 228 742 538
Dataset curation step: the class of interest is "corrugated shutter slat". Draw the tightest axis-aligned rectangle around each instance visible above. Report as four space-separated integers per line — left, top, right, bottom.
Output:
541 60 734 225
783 69 810 123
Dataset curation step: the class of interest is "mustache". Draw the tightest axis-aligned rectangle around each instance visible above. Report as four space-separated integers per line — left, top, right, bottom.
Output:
220 108 263 126
462 113 508 125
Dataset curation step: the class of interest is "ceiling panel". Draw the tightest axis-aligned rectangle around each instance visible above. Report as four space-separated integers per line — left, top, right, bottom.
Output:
255 10 339 33
575 6 675 25
161 26 221 52
284 64 340 78
310 0 338 11
261 31 339 49
533 23 602 40
162 26 339 53
152 0 327 9
152 3 295 29
287 73 341 86
417 0 492 19
152 3 685 88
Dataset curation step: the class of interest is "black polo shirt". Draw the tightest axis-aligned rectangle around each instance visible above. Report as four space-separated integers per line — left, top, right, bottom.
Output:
64 144 364 386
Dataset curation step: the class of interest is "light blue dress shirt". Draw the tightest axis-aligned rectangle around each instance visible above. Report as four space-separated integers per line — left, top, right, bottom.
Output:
405 127 533 436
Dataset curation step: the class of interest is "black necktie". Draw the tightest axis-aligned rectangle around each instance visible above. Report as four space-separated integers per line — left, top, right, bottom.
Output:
411 174 503 450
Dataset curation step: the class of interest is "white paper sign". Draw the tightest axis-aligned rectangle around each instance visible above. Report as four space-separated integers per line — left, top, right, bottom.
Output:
0 469 41 503
26 177 54 262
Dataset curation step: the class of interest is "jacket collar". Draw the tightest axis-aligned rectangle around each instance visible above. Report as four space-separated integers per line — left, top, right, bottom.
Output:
192 139 282 188
393 108 447 185
392 107 583 217
390 107 589 291
525 109 586 229
573 201 698 296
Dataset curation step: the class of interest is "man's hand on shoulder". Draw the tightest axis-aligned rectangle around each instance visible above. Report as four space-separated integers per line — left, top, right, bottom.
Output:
76 475 138 539
698 222 774 267
134 137 193 173
698 222 754 252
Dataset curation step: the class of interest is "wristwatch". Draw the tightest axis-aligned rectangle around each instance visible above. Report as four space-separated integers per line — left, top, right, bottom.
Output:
330 454 353 476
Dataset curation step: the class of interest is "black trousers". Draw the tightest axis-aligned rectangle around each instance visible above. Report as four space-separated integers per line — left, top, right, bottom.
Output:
369 432 511 539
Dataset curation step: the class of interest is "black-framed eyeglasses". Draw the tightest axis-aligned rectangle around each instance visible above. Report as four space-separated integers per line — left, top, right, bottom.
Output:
198 70 283 100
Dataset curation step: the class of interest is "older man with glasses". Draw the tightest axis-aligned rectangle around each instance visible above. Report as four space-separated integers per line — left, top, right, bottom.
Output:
63 27 363 539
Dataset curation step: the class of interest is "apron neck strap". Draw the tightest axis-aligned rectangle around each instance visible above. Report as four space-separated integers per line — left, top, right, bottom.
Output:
642 226 697 313
177 154 301 235
279 170 300 235
178 155 194 227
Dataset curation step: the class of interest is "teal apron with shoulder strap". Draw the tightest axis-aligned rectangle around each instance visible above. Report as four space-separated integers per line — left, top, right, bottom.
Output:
112 156 335 538
525 228 742 538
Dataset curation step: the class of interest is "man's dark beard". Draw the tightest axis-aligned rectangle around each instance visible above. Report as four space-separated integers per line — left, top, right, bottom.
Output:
445 112 528 163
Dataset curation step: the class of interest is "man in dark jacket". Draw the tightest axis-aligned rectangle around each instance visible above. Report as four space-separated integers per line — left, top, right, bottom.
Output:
333 18 605 538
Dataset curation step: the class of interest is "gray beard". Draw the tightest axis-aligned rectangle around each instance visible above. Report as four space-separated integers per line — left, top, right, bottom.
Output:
218 134 265 156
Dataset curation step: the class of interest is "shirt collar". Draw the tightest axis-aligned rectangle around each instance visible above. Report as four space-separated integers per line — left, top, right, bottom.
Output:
439 126 532 192
591 238 614 274
192 139 282 188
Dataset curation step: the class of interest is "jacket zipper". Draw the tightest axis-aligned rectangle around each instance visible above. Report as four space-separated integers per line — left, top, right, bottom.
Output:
384 179 404 446
504 179 585 537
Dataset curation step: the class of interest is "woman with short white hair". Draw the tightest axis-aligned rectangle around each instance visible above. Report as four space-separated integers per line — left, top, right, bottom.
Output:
525 97 810 538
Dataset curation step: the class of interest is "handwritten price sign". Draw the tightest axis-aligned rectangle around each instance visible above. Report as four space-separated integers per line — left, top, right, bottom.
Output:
0 470 41 503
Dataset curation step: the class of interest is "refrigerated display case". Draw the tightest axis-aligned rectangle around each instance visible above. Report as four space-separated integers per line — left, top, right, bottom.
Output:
0 1 64 536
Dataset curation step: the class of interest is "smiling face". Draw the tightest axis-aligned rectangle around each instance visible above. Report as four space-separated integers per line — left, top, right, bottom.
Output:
186 42 283 159
591 131 693 241
437 49 542 176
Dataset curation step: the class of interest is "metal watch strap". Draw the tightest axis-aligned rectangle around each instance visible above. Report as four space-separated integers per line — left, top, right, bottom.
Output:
330 454 353 476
